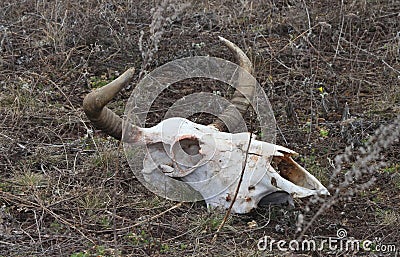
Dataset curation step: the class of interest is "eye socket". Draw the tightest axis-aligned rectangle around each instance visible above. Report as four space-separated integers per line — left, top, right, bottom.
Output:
170 136 203 173
178 138 200 156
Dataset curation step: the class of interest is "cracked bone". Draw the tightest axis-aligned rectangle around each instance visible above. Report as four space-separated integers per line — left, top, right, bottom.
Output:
83 36 329 214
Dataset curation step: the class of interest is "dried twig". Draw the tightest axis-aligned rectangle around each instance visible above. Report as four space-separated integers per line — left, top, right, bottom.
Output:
0 191 95 244
212 114 254 244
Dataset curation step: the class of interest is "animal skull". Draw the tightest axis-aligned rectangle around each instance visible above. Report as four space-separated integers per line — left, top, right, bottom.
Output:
83 36 329 214
123 117 329 214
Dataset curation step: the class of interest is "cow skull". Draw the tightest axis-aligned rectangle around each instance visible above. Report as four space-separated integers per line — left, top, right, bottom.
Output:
123 117 328 213
83 37 329 214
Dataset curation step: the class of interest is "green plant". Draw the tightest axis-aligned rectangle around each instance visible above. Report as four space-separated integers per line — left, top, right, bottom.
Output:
319 127 329 138
299 154 329 186
392 173 400 189
49 222 63 233
382 163 399 173
0 182 10 192
89 75 116 89
89 149 119 169
99 216 111 229
375 209 398 225
160 243 170 253
194 212 229 233
70 252 89 257
95 245 106 256
69 245 109 257
210 217 221 230
14 171 45 188
125 230 153 246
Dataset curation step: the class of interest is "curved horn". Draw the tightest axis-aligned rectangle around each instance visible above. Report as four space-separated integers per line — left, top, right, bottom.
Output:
83 68 135 140
211 36 254 131
83 38 252 138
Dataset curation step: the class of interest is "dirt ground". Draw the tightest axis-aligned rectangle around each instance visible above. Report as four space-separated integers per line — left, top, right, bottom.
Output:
1 0 399 256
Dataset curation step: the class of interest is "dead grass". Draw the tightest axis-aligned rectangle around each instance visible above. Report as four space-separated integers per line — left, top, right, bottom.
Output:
0 0 399 256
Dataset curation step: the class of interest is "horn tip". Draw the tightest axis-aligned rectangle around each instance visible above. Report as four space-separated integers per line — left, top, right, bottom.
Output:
125 67 136 77
217 36 253 73
218 36 232 46
218 36 227 41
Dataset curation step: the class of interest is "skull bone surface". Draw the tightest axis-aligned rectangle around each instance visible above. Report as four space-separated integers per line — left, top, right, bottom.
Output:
123 117 329 214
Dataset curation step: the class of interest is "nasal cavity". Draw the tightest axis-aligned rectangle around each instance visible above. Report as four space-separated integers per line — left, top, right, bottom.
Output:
272 154 307 188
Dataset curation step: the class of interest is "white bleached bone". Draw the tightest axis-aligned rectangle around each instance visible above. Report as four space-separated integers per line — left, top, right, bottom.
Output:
123 117 329 214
